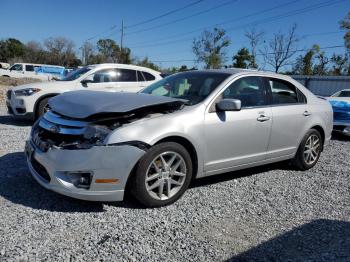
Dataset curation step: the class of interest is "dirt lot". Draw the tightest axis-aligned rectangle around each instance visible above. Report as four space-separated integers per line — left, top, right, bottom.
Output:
0 98 349 261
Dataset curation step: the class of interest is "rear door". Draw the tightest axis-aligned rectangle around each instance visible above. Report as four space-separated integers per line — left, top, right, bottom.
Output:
263 77 309 159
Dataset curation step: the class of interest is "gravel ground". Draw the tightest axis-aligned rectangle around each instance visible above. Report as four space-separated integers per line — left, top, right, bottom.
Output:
0 104 349 261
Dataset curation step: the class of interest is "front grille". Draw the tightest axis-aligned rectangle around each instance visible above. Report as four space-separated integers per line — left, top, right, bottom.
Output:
334 111 350 121
31 157 51 182
6 90 11 100
32 111 88 149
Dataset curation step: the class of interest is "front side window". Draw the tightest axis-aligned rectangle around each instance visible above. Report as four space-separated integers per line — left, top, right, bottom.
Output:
268 78 298 104
142 72 230 105
222 76 267 107
86 69 118 83
10 64 23 71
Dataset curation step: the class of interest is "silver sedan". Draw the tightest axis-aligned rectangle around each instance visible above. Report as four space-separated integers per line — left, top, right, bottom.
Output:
26 69 333 207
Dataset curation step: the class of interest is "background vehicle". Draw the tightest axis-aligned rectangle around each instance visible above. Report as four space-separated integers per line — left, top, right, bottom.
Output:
0 63 64 81
0 62 10 69
26 69 332 207
6 63 162 120
328 89 350 136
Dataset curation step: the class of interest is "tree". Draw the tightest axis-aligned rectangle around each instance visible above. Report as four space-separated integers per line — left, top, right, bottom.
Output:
96 39 119 62
135 57 160 71
0 38 25 62
329 54 349 75
232 48 253 69
313 50 329 75
81 41 95 65
44 36 76 66
192 27 230 69
292 44 320 75
340 12 350 51
245 28 264 68
262 24 299 73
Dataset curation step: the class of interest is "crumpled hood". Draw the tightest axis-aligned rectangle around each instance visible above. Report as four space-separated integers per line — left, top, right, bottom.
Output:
48 90 186 119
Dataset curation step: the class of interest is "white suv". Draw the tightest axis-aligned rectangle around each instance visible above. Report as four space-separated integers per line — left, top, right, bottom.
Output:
6 63 162 120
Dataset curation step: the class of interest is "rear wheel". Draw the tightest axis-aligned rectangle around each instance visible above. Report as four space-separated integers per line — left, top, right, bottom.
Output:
292 129 323 170
131 142 192 207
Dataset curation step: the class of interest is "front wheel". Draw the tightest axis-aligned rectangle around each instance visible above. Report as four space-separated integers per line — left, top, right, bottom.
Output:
131 142 193 207
292 129 323 170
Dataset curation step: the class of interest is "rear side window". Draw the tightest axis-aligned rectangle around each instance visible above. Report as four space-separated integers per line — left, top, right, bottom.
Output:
268 79 298 104
137 71 145 82
25 65 34 71
118 69 137 82
142 71 156 81
223 76 267 108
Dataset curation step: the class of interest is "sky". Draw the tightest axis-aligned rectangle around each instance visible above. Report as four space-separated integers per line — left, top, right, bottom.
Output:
0 0 349 70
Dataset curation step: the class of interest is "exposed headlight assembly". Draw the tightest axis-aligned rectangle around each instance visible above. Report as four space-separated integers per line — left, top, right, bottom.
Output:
83 125 111 145
15 88 41 96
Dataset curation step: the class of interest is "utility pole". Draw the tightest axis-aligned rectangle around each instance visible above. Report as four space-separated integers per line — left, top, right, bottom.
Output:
120 19 124 63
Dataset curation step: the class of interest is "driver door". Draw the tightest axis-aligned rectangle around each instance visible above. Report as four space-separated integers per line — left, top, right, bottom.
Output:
204 76 272 174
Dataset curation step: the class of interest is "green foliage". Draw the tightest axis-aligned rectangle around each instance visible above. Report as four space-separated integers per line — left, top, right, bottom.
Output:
232 48 253 69
135 57 160 71
192 28 230 69
340 12 350 51
0 38 25 62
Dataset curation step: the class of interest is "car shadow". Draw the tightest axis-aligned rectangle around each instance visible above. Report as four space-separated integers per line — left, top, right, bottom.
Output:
0 114 33 126
191 161 291 188
0 152 105 212
0 152 295 211
227 219 350 261
331 132 350 142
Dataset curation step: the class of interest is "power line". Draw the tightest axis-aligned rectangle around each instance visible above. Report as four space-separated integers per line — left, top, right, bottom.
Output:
129 0 346 49
125 0 205 29
129 0 303 46
125 0 238 36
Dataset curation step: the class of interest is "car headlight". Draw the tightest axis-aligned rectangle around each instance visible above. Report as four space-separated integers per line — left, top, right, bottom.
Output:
83 125 111 144
14 88 41 96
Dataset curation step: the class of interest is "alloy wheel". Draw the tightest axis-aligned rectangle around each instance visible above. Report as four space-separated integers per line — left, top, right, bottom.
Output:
145 151 187 201
303 134 321 165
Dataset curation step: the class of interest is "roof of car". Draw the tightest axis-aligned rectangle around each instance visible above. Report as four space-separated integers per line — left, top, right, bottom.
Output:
88 63 161 73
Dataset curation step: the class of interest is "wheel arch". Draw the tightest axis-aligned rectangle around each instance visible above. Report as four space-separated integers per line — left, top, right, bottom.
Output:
310 125 325 151
34 93 59 118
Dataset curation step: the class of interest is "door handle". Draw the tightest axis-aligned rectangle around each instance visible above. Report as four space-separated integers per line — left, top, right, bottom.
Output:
303 111 312 116
257 115 270 122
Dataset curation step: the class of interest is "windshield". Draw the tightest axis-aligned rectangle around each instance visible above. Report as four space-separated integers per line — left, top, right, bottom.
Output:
141 72 230 105
61 67 92 81
337 91 350 97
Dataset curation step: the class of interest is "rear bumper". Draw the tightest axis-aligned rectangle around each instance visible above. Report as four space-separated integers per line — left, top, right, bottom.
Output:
25 141 146 202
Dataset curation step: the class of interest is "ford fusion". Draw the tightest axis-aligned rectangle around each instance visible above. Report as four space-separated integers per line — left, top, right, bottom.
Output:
26 69 333 207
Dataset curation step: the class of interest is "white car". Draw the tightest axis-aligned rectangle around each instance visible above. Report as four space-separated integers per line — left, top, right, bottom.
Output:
6 63 162 120
0 63 64 81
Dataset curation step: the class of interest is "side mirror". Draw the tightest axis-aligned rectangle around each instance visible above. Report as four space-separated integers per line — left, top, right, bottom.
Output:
80 79 92 87
216 99 241 111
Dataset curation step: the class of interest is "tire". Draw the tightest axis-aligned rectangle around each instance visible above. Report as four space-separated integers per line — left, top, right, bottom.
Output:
292 129 323 170
36 97 51 119
131 142 193 207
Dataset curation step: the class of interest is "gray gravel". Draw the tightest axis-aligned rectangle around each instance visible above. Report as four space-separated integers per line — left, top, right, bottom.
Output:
0 105 349 261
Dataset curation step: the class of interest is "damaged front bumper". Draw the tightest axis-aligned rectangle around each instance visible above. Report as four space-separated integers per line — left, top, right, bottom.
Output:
25 140 145 201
